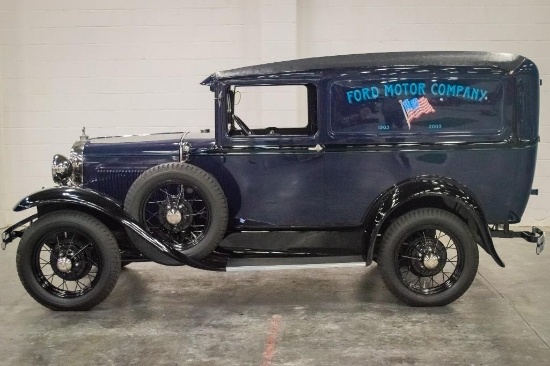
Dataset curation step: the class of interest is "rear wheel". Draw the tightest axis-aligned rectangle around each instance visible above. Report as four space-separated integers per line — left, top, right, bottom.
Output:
16 211 121 311
378 208 479 306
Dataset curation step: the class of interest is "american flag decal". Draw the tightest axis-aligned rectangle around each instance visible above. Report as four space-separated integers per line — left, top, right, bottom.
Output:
399 97 436 129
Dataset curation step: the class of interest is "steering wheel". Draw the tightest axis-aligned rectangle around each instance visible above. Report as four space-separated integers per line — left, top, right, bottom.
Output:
232 115 254 136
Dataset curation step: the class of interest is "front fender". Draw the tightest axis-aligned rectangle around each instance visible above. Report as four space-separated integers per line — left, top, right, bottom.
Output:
15 186 124 214
364 176 504 267
13 187 220 270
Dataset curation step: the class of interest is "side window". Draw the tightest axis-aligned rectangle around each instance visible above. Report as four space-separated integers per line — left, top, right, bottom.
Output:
330 78 504 135
228 84 317 136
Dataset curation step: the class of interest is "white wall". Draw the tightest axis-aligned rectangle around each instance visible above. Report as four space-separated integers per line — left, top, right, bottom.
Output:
1 0 549 226
0 44 5 223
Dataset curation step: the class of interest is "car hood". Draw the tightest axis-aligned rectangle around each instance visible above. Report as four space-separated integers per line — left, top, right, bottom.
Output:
83 131 216 157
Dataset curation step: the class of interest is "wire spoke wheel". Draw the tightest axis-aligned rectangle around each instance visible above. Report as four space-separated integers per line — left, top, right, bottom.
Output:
124 163 228 264
141 182 211 252
378 208 479 307
33 230 102 298
16 211 121 311
396 228 463 295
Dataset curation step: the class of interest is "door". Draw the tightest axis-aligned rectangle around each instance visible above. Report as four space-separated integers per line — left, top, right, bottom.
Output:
218 83 325 229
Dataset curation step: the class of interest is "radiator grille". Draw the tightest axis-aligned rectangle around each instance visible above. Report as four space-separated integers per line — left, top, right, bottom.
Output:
93 169 145 203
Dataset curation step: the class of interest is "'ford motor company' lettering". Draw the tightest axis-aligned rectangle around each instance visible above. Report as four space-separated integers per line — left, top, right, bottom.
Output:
345 81 489 104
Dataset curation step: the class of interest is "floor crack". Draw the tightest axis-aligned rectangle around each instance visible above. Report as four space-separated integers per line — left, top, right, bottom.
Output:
478 271 550 349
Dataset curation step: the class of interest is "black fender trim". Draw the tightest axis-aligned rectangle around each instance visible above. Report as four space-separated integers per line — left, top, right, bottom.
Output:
13 187 223 271
363 176 505 267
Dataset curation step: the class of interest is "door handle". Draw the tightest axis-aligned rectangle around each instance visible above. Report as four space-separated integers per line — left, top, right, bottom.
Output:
308 144 324 153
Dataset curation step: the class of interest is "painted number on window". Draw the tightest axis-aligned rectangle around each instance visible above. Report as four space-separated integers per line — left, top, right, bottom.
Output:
429 124 442 129
378 125 390 130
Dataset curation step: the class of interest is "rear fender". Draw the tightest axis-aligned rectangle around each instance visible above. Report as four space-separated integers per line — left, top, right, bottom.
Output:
13 187 219 270
364 176 504 267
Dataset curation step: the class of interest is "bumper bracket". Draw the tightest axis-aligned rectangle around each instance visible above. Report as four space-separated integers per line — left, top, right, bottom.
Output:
1 214 37 250
490 224 545 255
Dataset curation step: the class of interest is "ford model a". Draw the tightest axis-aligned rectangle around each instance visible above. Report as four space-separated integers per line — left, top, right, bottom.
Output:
2 52 545 310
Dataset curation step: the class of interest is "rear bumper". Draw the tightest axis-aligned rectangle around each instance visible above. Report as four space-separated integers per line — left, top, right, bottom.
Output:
490 225 545 255
524 227 545 254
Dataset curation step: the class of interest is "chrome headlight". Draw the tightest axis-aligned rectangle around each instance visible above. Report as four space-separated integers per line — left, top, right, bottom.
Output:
51 131 86 186
52 154 72 185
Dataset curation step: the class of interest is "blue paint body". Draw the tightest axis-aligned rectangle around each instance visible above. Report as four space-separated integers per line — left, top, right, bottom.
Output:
75 52 539 244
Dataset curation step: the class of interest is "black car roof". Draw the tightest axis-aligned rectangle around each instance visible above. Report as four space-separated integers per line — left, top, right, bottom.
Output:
201 51 526 85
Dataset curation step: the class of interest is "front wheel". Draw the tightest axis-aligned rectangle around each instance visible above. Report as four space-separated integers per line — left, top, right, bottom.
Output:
16 211 121 311
378 208 479 306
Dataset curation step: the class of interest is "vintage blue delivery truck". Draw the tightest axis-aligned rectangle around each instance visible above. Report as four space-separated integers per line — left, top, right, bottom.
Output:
2 51 545 310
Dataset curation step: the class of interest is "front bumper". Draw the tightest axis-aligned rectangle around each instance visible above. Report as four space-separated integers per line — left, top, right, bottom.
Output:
1 214 37 250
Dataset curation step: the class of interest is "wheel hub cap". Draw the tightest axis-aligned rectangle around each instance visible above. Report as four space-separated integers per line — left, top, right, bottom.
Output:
56 257 72 273
423 254 439 269
166 208 182 225
408 236 448 277
160 201 193 231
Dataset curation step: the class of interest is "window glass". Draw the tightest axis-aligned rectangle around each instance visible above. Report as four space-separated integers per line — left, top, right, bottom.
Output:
229 85 316 136
330 78 503 134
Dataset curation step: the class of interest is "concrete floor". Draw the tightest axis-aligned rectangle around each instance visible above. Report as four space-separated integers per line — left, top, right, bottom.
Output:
0 236 549 366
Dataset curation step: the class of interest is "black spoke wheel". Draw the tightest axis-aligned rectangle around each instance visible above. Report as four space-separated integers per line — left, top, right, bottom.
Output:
16 211 121 311
378 208 479 306
124 163 228 265
141 182 211 252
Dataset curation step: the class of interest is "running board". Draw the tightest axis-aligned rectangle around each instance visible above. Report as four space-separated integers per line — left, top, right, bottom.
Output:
226 255 365 272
